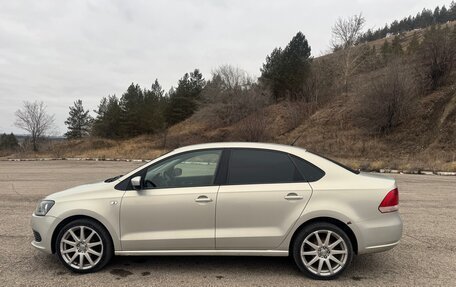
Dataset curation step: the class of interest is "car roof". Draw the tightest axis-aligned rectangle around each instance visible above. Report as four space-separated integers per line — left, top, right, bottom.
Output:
173 142 307 154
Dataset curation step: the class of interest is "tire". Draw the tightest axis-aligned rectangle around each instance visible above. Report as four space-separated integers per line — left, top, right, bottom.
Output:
292 222 353 280
55 218 113 273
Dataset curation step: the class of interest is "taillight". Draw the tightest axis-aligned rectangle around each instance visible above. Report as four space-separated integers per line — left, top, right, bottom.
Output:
378 188 399 213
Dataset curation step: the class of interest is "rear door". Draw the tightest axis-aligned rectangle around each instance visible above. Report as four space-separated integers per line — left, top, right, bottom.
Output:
215 149 313 250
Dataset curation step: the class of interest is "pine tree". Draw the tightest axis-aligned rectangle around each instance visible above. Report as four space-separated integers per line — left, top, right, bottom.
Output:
391 35 404 55
381 40 392 62
64 100 93 139
407 32 420 55
261 32 312 101
282 32 312 100
260 47 284 100
119 83 144 137
165 69 205 125
92 95 122 138
433 7 441 23
451 1 456 20
142 79 166 134
439 6 449 22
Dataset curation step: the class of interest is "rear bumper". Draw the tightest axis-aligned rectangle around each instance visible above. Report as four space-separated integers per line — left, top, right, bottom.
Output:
364 240 400 253
354 212 403 254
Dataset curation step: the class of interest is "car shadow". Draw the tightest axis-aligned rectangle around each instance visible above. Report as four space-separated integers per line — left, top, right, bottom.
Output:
108 255 297 275
41 252 392 282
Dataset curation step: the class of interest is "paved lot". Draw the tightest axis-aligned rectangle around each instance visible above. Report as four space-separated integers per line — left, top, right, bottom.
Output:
0 160 455 286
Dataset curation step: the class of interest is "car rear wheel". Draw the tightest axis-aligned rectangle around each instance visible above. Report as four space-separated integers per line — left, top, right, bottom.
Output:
292 222 353 280
55 218 113 273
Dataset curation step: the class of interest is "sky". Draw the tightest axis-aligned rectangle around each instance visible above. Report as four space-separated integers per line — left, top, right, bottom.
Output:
0 0 452 135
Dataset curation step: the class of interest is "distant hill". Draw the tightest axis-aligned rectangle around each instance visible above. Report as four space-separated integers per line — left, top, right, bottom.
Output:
7 19 456 172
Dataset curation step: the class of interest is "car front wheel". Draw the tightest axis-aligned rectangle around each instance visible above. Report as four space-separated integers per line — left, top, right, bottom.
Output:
292 222 353 280
55 218 113 273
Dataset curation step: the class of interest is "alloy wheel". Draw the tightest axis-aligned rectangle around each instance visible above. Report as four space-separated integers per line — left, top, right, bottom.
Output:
59 226 104 270
300 230 348 277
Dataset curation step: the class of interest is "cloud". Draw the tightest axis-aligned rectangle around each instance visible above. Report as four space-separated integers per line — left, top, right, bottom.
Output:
0 0 450 134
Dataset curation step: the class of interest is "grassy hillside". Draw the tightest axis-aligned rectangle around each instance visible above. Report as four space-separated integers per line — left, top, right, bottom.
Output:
9 83 456 171
6 22 456 172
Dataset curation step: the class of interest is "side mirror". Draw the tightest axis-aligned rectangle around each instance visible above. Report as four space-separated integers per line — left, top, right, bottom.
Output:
173 167 182 177
131 176 141 190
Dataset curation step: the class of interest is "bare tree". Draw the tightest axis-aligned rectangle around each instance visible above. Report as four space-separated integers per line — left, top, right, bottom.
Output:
360 60 417 134
418 25 456 90
195 65 271 127
15 101 55 151
339 44 371 93
331 14 369 93
331 13 365 49
303 57 339 105
212 65 254 90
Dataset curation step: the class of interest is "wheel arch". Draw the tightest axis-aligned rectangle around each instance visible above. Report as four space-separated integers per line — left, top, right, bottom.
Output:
288 217 358 255
51 215 114 254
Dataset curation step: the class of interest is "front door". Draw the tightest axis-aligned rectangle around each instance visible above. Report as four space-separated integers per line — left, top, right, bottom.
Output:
120 149 222 251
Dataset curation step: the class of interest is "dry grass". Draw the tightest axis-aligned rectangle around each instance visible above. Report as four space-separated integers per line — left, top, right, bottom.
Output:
5 82 455 172
7 136 166 160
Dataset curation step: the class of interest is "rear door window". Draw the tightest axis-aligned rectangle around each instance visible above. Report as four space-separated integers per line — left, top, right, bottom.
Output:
227 149 303 185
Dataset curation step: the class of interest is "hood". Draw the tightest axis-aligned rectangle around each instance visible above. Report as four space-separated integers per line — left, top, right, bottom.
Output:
45 181 113 201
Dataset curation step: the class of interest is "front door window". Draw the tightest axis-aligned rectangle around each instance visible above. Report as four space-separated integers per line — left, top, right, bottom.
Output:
144 149 222 189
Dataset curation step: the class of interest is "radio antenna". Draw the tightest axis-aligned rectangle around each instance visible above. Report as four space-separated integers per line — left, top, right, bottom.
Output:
290 134 303 146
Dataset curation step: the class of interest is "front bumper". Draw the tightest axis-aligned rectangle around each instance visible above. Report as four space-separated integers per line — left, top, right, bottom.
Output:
30 213 59 254
354 212 403 254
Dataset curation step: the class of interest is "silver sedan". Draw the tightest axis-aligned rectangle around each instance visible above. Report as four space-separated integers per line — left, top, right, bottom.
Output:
31 142 402 280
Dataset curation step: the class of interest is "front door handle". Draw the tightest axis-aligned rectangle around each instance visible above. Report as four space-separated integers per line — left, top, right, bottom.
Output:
195 195 213 203
284 193 303 200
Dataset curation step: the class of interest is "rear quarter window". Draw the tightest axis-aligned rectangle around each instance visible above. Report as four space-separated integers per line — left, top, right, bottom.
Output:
310 152 360 175
290 155 326 182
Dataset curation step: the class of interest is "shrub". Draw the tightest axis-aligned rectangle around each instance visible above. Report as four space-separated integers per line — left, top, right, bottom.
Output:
359 60 417 134
418 25 456 90
194 66 271 127
237 112 270 142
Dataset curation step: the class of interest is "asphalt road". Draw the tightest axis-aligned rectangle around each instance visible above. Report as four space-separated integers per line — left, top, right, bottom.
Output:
0 160 455 286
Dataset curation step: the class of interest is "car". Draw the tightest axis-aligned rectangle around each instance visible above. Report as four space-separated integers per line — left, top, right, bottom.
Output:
31 142 402 280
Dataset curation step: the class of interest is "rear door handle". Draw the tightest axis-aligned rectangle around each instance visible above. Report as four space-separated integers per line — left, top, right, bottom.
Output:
284 193 303 200
195 195 213 203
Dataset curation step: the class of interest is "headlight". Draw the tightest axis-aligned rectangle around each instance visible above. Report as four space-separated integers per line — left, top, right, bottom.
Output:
34 200 55 216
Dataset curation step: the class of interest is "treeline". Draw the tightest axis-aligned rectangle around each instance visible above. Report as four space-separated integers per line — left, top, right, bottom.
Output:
66 32 312 140
92 79 167 138
62 11 456 143
0 133 19 150
90 70 204 139
359 2 456 42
